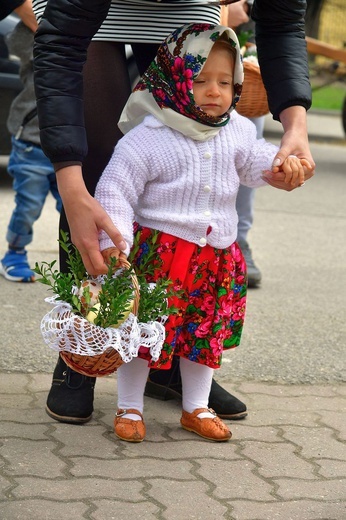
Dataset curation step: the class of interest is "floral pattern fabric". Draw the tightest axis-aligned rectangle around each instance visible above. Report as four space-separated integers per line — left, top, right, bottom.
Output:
134 23 241 127
132 225 247 370
119 23 244 141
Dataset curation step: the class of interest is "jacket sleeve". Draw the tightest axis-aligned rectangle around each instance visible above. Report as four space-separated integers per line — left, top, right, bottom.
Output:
0 0 25 20
33 0 111 164
252 0 311 121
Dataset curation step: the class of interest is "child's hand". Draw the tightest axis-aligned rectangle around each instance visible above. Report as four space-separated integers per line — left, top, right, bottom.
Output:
272 156 312 187
262 156 314 191
101 247 127 267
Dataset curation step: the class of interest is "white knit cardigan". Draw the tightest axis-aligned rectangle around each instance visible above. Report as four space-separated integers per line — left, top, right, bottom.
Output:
96 114 278 255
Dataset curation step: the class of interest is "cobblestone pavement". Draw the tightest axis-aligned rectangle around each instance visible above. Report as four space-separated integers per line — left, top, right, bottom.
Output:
1 375 345 520
1 112 345 519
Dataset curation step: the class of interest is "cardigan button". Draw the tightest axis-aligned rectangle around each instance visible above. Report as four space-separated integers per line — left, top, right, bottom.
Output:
204 210 211 216
199 237 207 246
204 152 212 159
203 185 211 192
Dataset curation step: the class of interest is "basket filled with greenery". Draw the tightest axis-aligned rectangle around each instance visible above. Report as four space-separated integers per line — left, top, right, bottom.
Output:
236 32 269 118
34 231 176 377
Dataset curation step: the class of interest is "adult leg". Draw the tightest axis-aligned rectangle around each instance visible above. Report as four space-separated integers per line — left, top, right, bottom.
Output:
236 116 265 288
59 41 131 270
47 41 132 423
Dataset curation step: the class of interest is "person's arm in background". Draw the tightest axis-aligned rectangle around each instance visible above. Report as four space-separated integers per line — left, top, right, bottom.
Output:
221 0 250 28
0 0 37 30
252 0 315 176
14 0 37 31
34 0 126 275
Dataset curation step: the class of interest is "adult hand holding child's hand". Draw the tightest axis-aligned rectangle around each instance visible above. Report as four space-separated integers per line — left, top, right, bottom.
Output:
262 157 314 191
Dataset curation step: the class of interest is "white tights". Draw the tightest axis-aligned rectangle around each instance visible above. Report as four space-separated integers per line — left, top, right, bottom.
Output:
117 357 215 420
117 357 150 421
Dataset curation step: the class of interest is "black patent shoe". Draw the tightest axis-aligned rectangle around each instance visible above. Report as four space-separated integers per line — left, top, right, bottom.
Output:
46 356 96 424
145 359 247 420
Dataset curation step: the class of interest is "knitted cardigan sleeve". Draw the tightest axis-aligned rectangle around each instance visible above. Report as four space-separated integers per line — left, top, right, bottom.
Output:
231 114 279 186
95 125 155 255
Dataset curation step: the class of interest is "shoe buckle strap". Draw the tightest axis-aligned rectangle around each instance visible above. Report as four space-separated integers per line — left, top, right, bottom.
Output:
115 409 127 417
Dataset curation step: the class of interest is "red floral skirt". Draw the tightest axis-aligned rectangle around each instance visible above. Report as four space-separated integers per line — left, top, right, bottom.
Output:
132 225 247 370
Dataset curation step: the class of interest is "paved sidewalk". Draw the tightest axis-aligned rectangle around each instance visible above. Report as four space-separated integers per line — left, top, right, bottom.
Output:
1 374 345 520
1 110 345 519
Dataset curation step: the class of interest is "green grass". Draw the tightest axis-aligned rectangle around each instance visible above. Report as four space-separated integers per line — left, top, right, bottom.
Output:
311 83 346 111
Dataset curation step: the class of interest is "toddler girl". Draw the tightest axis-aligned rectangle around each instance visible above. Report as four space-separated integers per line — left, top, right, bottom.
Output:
95 23 310 442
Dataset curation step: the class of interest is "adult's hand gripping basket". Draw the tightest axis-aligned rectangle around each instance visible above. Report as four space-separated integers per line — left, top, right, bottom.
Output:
37 253 168 377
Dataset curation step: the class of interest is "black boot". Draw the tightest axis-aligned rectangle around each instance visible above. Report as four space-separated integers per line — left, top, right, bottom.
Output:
46 356 96 424
208 379 247 420
144 357 247 420
144 356 182 401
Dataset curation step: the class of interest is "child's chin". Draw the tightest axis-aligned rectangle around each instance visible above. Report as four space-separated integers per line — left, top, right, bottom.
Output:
204 110 222 117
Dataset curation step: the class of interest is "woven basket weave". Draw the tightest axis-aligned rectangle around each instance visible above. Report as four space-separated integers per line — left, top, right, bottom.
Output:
61 259 140 377
236 60 269 118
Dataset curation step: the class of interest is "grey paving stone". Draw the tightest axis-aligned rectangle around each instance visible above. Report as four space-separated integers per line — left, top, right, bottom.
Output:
317 411 346 440
228 424 284 442
0 407 50 423
316 459 346 478
240 441 318 479
275 479 346 501
0 438 66 478
0 373 31 393
197 459 274 501
1 500 89 520
229 499 346 520
27 373 56 392
0 423 49 440
0 474 13 496
1 394 34 409
11 477 145 500
243 394 345 413
121 440 240 460
91 500 161 520
146 479 229 519
71 458 194 480
50 424 120 458
281 426 346 460
236 382 342 398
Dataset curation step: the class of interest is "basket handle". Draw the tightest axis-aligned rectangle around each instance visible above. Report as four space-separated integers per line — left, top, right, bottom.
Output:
112 256 140 316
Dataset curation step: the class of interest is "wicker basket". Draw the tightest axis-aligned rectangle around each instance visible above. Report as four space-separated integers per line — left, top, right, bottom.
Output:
236 60 269 118
61 259 140 378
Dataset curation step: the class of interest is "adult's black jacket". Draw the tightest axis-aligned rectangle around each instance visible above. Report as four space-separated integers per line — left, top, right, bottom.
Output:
33 0 312 166
0 0 25 20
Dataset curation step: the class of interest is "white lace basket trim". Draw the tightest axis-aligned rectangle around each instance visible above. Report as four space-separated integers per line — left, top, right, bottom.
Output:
40 297 166 363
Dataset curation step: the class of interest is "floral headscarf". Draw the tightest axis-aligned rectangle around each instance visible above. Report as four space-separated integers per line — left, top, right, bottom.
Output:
119 23 244 141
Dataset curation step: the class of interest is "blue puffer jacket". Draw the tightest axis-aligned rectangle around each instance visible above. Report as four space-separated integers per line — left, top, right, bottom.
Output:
33 0 311 166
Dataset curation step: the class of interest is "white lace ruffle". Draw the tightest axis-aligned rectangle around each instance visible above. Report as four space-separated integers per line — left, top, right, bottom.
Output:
40 297 166 363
